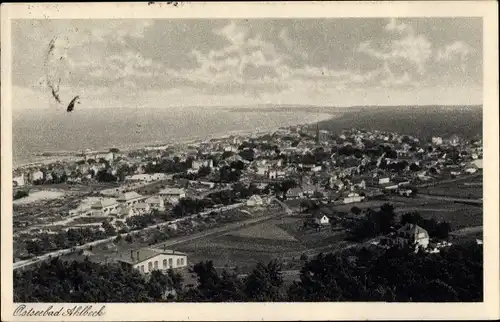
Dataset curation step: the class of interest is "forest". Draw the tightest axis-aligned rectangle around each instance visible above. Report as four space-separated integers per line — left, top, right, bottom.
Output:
14 241 482 302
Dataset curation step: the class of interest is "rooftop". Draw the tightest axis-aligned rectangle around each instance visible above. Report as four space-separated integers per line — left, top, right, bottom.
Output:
116 247 187 265
117 191 143 201
159 187 186 195
91 198 119 209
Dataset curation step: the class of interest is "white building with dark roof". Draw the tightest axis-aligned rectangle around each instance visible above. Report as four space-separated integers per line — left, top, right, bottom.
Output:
116 247 188 274
380 223 430 250
90 198 120 216
117 191 145 206
145 196 165 211
159 188 186 204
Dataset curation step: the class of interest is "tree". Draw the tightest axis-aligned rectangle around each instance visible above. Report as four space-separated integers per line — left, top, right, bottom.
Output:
350 206 362 216
312 190 324 199
197 166 211 177
401 212 423 225
14 243 483 303
96 169 117 183
13 190 29 200
102 220 116 236
221 151 234 159
238 149 255 162
377 203 396 233
409 163 421 172
116 164 132 181
244 260 285 301
434 221 452 239
124 234 133 243
114 234 122 244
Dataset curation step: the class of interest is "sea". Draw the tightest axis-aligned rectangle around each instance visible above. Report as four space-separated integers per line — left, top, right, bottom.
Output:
13 107 334 167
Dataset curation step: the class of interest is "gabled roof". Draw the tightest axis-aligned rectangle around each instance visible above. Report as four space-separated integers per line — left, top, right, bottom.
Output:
398 223 428 236
91 198 118 209
117 191 143 201
287 187 302 196
116 247 186 265
312 212 329 220
159 187 186 195
145 196 163 204
134 203 150 210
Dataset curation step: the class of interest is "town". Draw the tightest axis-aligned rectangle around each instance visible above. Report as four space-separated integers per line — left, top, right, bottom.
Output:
13 123 483 301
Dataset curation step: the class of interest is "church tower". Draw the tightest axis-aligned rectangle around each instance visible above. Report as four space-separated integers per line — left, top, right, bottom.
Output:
315 123 320 144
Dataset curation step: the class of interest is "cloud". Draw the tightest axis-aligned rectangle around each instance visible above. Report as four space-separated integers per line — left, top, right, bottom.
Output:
177 21 291 96
357 18 432 75
384 18 411 34
436 40 473 72
12 19 483 108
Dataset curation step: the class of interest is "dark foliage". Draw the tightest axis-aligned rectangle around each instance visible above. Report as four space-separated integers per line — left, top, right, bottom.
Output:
15 242 482 302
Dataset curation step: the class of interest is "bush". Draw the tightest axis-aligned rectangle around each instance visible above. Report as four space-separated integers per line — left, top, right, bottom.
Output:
13 190 29 200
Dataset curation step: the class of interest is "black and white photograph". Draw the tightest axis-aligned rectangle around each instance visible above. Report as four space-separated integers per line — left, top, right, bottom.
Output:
1 2 499 321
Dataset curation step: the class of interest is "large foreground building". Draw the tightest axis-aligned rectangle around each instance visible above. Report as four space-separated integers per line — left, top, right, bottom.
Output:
116 247 188 274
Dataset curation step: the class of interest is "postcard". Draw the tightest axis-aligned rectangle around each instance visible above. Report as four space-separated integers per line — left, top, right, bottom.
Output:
1 1 499 321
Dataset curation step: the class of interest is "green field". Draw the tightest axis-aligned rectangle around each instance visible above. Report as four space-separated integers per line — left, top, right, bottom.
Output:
226 221 299 241
417 208 482 229
171 215 350 269
420 177 483 199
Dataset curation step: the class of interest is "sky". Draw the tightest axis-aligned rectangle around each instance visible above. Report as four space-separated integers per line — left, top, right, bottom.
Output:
11 18 483 110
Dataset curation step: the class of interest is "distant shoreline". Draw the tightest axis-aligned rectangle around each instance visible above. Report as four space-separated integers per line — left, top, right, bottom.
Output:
13 111 337 170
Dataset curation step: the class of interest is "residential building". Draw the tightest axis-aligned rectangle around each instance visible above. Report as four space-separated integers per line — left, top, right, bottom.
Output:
90 198 120 216
246 195 264 207
469 159 483 170
31 170 44 182
329 178 344 191
301 184 316 197
125 173 170 183
191 159 213 170
343 192 364 204
116 248 188 274
145 196 165 211
431 137 443 145
159 187 186 204
312 213 330 225
117 192 145 206
378 177 390 185
380 224 430 250
134 203 151 215
286 187 303 199
13 174 25 187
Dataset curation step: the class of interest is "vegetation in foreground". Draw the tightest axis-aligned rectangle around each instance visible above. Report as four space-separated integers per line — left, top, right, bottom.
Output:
14 241 482 302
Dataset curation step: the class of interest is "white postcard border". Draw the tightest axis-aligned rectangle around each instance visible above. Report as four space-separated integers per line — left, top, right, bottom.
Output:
1 2 498 321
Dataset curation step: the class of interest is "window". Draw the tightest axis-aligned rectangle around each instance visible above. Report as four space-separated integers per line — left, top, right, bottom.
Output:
180 258 184 265
163 259 167 268
168 258 173 267
176 258 180 266
148 262 152 271
140 265 144 272
154 261 158 269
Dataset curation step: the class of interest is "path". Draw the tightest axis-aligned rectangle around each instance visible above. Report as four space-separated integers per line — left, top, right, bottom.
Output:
415 194 482 204
13 203 243 270
152 198 293 249
14 196 293 271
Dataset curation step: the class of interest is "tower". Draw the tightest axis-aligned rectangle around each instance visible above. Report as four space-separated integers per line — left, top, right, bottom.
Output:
315 123 320 144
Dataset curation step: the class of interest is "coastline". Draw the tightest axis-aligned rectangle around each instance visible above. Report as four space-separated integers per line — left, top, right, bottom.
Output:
13 112 338 170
